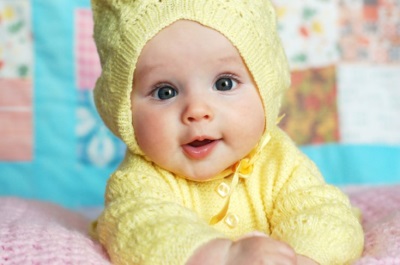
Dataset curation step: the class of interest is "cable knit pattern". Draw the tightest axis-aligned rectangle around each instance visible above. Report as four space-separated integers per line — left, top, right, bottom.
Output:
90 0 364 264
91 0 290 155
92 128 364 265
1 185 400 264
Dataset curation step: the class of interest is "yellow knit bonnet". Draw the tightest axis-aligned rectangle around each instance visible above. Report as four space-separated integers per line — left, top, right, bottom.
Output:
91 0 291 157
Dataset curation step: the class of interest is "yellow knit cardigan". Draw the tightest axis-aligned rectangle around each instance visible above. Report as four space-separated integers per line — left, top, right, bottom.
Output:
90 1 364 264
94 127 364 265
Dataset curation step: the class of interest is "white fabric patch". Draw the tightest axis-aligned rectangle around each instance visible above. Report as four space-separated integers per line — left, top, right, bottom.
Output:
338 64 400 144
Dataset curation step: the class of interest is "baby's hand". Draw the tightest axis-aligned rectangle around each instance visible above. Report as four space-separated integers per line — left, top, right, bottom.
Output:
226 235 296 265
187 234 296 265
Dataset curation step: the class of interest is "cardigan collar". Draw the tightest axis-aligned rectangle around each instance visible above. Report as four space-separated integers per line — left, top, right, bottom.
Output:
209 132 272 225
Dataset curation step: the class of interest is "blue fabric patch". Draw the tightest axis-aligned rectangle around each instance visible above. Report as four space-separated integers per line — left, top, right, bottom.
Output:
301 144 400 186
0 0 399 209
0 0 114 208
77 90 125 167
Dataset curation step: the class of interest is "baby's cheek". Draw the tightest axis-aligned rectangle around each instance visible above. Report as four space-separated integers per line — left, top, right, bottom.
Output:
132 114 151 151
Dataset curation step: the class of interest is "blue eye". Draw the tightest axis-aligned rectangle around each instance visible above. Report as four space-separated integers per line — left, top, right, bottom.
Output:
153 86 178 100
214 77 237 91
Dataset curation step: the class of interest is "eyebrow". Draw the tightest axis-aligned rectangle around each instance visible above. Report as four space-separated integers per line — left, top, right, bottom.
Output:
135 63 166 78
217 55 242 64
135 55 243 78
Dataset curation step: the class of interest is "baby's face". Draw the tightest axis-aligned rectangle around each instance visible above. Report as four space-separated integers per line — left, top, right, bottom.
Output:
131 20 265 181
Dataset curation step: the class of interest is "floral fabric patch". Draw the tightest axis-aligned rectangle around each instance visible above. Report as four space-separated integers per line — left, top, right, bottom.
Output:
280 65 339 145
0 1 33 161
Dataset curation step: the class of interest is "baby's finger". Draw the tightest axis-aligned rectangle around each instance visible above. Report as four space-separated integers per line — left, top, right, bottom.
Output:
237 231 268 240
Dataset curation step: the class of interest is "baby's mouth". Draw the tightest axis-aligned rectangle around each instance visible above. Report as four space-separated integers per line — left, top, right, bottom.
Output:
182 138 219 159
188 139 214 147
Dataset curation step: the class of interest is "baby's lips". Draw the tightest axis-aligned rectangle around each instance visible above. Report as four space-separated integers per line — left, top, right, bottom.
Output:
182 139 219 159
188 139 214 147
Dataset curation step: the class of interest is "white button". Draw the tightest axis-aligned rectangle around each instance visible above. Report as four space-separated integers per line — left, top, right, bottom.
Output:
224 213 239 228
217 182 230 197
216 182 230 198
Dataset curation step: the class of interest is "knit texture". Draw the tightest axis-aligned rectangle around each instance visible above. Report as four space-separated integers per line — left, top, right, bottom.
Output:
90 0 364 264
93 128 364 265
0 197 109 265
348 186 400 265
92 0 290 155
1 187 400 264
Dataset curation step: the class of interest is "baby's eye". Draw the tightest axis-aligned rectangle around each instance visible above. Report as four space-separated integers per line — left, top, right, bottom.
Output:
152 86 178 100
213 77 237 91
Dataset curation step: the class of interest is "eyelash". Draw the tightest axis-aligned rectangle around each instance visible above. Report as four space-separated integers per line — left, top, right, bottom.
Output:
213 73 241 91
148 82 177 100
153 83 172 90
216 73 240 84
148 73 241 96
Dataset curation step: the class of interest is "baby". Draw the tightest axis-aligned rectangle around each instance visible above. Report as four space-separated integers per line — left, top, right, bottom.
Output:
91 0 364 264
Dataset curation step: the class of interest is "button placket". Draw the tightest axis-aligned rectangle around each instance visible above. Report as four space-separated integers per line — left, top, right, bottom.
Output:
224 213 239 228
216 182 230 198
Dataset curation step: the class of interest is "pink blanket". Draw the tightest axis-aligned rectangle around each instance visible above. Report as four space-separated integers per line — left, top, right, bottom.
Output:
0 198 109 264
347 186 400 264
1 185 399 264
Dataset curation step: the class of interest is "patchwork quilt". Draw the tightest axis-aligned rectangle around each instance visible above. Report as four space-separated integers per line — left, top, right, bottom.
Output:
0 0 400 264
0 0 399 229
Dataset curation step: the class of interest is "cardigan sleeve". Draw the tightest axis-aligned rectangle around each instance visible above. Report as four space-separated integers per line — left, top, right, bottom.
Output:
95 163 225 265
269 154 364 265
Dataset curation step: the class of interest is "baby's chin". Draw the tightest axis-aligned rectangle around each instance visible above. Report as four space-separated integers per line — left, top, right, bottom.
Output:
172 165 233 182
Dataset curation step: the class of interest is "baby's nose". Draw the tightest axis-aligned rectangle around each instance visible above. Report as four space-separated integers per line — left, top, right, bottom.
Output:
182 99 214 124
